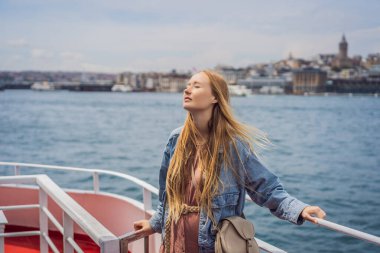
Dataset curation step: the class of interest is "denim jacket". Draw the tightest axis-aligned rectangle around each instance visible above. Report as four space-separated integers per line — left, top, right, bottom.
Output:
149 126 309 253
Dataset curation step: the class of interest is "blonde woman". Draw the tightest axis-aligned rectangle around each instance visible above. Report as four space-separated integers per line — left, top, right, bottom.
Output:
134 70 326 253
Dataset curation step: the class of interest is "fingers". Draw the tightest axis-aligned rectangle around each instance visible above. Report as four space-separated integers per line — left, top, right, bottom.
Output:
304 212 318 224
311 206 326 219
133 222 140 230
133 220 145 231
302 206 327 224
317 208 327 219
133 220 153 237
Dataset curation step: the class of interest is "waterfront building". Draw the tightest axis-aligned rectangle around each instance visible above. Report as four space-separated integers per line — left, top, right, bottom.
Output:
157 71 190 92
237 76 287 94
292 68 327 94
331 78 380 93
214 65 247 84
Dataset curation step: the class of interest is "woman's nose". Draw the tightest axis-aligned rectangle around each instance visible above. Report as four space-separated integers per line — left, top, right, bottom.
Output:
184 87 191 94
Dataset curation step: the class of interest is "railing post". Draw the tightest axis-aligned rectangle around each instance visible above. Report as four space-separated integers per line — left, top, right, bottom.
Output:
143 188 152 219
14 165 20 176
93 172 100 193
100 237 120 253
39 189 48 253
63 212 74 253
0 210 8 253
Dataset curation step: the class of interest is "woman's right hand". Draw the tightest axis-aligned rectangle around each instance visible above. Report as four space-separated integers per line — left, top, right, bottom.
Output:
133 219 154 237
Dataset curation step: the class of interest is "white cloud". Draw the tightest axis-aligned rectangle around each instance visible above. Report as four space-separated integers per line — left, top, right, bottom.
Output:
6 39 29 47
60 51 84 61
1 0 379 71
80 62 123 73
31 48 54 59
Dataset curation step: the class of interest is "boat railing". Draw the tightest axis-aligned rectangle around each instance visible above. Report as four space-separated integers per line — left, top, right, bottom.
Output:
0 210 6 252
0 161 158 214
1 162 380 252
0 174 119 253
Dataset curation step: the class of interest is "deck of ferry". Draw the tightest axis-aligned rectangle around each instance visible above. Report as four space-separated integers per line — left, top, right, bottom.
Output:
1 162 379 253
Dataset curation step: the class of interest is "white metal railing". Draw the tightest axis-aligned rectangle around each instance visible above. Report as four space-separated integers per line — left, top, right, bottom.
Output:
0 174 119 253
315 218 380 246
1 162 380 252
1 161 157 212
0 210 7 253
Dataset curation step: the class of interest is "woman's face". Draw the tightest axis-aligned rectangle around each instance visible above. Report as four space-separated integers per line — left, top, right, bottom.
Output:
183 72 217 112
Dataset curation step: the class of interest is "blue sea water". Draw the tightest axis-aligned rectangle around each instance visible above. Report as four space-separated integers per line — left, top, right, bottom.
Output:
0 90 379 252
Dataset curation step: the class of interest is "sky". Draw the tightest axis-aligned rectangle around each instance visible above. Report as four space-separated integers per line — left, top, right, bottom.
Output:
1 0 379 73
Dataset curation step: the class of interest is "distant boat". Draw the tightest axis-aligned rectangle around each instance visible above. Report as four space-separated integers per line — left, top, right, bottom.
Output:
259 86 285 94
228 84 251 96
31 81 55 91
111 84 133 92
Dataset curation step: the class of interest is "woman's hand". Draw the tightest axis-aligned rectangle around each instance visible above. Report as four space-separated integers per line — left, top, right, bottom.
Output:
301 206 326 224
133 219 155 237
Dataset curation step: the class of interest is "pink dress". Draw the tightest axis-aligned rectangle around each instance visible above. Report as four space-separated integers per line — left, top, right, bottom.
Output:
160 158 202 253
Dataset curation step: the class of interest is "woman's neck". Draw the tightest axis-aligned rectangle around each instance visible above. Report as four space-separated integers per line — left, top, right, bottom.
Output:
191 110 211 142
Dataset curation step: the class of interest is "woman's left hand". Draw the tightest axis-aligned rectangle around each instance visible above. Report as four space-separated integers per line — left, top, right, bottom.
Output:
301 206 326 224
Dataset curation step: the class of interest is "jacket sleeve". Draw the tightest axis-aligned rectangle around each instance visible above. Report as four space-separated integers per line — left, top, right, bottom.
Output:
243 148 309 225
148 134 173 233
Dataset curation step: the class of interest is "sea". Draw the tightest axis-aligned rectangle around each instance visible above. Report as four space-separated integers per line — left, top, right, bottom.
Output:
0 90 379 252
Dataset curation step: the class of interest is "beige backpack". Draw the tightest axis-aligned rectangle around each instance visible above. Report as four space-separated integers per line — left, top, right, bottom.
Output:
215 216 260 253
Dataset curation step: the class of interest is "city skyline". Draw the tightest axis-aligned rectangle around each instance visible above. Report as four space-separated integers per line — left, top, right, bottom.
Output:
1 0 380 73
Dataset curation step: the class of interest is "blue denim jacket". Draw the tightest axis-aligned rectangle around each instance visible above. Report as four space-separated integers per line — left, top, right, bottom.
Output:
149 127 309 253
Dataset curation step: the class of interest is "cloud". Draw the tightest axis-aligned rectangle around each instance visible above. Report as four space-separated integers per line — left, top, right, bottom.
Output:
80 62 123 73
60 51 84 61
1 0 379 72
31 48 54 59
6 39 29 47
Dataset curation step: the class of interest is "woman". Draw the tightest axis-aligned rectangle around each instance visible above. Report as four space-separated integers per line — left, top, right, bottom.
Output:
134 70 326 253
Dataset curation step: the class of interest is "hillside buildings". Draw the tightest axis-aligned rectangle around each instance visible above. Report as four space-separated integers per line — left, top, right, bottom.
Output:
1 34 379 94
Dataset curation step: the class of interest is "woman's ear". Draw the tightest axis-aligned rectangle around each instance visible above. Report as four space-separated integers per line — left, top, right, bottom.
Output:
211 96 218 104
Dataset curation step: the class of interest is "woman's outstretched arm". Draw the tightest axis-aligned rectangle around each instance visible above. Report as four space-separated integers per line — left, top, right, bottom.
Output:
242 145 326 224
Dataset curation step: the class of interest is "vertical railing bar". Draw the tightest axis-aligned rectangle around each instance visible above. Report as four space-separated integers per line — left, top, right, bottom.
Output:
143 188 152 219
120 236 129 253
14 165 20 176
142 188 151 253
0 210 7 253
144 236 149 253
63 212 74 253
39 189 48 253
93 172 100 193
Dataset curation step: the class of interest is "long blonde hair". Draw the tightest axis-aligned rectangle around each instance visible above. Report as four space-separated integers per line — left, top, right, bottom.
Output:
166 70 270 223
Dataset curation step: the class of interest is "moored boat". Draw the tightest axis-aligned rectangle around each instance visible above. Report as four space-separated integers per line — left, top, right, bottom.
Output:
111 84 133 92
31 82 55 91
228 84 252 96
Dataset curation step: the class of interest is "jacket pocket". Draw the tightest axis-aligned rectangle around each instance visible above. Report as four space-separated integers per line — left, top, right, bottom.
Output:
211 192 239 208
210 192 240 234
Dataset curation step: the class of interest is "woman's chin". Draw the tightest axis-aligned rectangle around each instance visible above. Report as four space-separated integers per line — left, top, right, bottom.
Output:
183 105 197 113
